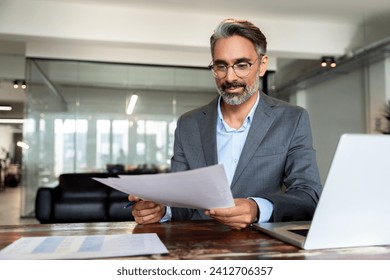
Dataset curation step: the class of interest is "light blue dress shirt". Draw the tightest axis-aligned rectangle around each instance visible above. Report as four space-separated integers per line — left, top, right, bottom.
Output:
162 92 273 223
216 93 273 223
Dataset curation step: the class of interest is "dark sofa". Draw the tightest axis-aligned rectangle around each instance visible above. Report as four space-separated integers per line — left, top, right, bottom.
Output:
35 172 136 224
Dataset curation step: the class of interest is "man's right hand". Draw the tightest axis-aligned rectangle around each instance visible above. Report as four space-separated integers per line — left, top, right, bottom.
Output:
128 195 166 224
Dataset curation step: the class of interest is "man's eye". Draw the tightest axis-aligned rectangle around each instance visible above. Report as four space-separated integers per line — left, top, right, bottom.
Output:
215 65 227 71
235 63 249 70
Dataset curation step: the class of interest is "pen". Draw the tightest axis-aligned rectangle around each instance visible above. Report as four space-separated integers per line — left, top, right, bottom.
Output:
123 201 136 209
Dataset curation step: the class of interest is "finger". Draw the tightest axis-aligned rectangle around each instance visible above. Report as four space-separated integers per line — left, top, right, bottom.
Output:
208 207 235 218
132 201 159 211
217 219 248 229
210 214 248 229
132 204 161 218
230 225 246 230
134 215 153 224
211 199 256 219
210 210 254 225
134 213 159 224
133 205 164 224
139 212 162 224
128 195 141 202
225 222 249 229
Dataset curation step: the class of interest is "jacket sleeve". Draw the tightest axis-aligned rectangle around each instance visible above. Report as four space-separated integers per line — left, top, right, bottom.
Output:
169 116 197 220
264 109 322 222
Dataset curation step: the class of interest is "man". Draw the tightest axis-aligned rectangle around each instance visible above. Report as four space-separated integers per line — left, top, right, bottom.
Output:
129 18 322 230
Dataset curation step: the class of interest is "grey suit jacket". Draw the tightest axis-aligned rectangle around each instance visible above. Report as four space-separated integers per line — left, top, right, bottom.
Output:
170 92 322 222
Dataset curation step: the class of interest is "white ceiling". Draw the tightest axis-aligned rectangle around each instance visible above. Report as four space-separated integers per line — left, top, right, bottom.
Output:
1 0 390 59
50 0 390 23
0 0 390 120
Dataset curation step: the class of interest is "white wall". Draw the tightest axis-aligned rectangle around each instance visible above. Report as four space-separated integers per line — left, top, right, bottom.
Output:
291 56 390 184
294 69 367 184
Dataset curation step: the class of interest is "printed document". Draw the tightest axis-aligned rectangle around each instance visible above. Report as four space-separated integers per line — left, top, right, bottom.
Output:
0 233 168 260
94 164 234 209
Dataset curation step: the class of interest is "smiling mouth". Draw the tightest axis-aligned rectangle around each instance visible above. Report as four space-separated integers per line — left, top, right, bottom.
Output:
222 82 246 91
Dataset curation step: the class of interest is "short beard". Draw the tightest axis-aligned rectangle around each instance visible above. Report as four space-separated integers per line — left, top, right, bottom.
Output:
217 78 260 105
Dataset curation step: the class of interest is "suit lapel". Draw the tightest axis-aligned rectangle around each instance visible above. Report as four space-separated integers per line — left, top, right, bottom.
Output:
199 98 219 166
231 93 276 187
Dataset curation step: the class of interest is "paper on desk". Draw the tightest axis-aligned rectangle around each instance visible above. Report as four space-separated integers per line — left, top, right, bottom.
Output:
0 233 168 260
94 164 234 209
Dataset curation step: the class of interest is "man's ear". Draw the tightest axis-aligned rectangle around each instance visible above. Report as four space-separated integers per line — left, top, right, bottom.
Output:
259 55 268 77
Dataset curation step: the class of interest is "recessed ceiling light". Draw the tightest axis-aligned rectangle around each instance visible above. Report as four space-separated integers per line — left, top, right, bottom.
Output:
126 95 138 115
0 119 24 124
0 105 12 111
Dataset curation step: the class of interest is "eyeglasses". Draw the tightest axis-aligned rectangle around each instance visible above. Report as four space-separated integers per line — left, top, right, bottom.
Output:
208 56 261 78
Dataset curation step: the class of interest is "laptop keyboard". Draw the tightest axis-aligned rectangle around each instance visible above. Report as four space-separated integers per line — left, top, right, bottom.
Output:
288 229 309 237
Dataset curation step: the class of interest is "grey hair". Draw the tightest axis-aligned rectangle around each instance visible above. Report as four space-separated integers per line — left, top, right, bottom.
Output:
210 18 267 58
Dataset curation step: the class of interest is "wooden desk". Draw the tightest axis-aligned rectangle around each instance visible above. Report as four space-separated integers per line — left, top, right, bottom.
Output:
1 221 389 259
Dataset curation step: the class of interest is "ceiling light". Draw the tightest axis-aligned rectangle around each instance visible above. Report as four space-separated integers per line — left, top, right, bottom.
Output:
21 80 27 89
330 58 337 68
320 58 327 67
0 119 24 124
126 94 138 115
0 105 12 111
320 56 336 68
13 80 19 89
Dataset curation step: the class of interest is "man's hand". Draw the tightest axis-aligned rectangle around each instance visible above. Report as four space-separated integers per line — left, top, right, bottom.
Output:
205 198 259 230
128 195 166 224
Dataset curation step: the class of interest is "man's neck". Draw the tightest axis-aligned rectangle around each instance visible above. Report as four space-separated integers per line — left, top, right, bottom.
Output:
220 92 259 129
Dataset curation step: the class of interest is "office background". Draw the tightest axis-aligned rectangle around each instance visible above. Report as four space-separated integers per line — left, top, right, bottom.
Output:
0 0 389 219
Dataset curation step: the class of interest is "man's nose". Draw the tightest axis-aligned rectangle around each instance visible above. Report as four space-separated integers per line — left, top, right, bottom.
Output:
225 66 238 81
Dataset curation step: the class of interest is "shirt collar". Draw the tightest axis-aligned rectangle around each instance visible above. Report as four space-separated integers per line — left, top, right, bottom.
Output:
217 92 260 131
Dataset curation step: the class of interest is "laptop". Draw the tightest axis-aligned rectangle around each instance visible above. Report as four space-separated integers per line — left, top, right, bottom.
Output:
253 133 390 250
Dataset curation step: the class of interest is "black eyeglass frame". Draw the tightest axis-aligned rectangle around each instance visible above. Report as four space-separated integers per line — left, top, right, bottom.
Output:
208 55 263 78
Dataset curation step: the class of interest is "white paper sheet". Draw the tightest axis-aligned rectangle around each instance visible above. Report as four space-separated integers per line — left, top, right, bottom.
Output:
94 164 234 209
0 233 168 260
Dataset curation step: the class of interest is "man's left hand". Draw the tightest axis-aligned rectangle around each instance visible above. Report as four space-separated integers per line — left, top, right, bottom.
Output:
205 198 259 230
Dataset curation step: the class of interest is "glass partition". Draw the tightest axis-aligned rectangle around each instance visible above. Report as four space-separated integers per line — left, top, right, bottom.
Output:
21 59 216 217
